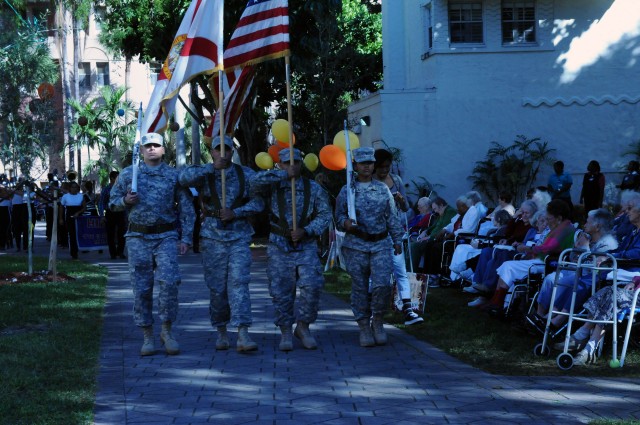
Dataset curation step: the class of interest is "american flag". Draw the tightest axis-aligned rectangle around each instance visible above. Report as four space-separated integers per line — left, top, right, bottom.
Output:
206 66 256 137
142 0 223 134
223 0 290 71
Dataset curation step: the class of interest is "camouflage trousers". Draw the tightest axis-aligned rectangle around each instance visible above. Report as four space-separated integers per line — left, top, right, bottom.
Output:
342 246 393 321
127 236 181 327
201 237 253 328
267 243 324 327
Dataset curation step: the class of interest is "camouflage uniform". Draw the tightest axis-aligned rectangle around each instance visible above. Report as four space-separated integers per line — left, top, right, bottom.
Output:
110 162 194 327
252 162 332 328
335 170 403 322
179 162 264 328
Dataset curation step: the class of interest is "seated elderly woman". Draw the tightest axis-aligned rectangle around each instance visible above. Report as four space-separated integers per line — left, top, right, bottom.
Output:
420 195 474 284
407 197 433 235
467 198 547 295
408 197 456 271
467 209 547 307
553 192 640 361
527 208 618 333
465 190 488 225
448 209 512 282
478 192 515 235
557 276 640 366
483 199 576 314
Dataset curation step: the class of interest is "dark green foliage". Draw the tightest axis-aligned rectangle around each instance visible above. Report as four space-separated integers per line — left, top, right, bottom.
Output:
0 8 59 175
468 135 556 205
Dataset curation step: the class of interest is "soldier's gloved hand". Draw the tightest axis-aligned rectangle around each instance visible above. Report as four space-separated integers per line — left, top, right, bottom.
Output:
179 242 190 255
343 219 356 232
219 208 235 222
124 190 139 206
393 244 402 255
290 228 306 242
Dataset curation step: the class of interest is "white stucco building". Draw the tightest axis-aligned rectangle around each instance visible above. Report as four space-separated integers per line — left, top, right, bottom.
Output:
349 0 640 206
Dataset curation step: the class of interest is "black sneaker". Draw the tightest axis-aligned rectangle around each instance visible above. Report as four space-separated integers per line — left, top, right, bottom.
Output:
404 310 424 325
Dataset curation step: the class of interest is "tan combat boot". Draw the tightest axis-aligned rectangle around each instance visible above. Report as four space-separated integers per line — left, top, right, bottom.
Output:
236 326 258 352
294 321 318 349
371 314 388 345
160 322 180 355
279 325 293 351
216 326 229 350
357 318 375 347
140 326 155 356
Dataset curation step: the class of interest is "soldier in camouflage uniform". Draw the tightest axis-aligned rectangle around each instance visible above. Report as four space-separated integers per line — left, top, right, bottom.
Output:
252 148 331 351
110 133 194 356
179 135 264 353
335 147 403 347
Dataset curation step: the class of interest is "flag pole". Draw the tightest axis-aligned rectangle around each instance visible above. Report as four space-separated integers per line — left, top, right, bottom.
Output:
218 0 226 208
285 54 297 232
218 67 226 207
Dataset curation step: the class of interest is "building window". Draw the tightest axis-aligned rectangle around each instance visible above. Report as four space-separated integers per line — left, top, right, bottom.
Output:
502 1 535 43
78 62 91 89
94 6 105 31
448 2 483 43
149 62 161 86
96 62 110 86
424 4 433 50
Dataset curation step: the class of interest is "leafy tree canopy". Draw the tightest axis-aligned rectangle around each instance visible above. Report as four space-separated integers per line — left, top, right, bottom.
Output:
0 7 58 176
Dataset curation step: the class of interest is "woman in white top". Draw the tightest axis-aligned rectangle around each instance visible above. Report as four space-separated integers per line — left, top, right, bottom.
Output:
60 182 86 259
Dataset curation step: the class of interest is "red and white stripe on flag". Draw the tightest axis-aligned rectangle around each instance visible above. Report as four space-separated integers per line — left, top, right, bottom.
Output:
206 66 256 137
142 0 223 134
224 0 290 71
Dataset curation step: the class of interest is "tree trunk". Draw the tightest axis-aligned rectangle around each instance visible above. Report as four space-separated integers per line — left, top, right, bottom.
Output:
58 3 74 172
73 10 81 182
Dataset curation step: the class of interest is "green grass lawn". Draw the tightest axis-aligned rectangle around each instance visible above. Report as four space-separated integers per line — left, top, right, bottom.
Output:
324 268 640 377
0 256 107 425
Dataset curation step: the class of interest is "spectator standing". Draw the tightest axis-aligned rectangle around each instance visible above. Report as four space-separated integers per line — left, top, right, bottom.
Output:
109 133 194 356
60 181 85 259
43 174 57 241
336 147 404 347
373 148 423 325
579 160 605 213
252 148 331 351
99 171 127 259
618 160 640 191
548 160 573 212
0 184 11 250
11 179 36 252
179 135 265 352
82 181 99 216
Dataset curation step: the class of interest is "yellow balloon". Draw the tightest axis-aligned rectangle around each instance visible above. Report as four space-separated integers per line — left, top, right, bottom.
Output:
303 153 319 172
272 119 290 143
255 152 274 170
333 130 360 153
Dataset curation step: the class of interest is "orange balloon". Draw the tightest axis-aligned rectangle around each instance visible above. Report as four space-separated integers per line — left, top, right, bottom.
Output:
37 83 55 100
276 133 296 148
268 144 284 163
319 145 347 171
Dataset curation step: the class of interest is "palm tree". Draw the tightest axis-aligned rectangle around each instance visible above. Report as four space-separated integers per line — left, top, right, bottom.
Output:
68 86 135 185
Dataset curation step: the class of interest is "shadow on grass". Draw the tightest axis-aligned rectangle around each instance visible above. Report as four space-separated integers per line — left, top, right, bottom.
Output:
324 268 640 377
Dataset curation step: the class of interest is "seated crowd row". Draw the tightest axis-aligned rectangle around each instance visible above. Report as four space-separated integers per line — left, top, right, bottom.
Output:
401 187 640 367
